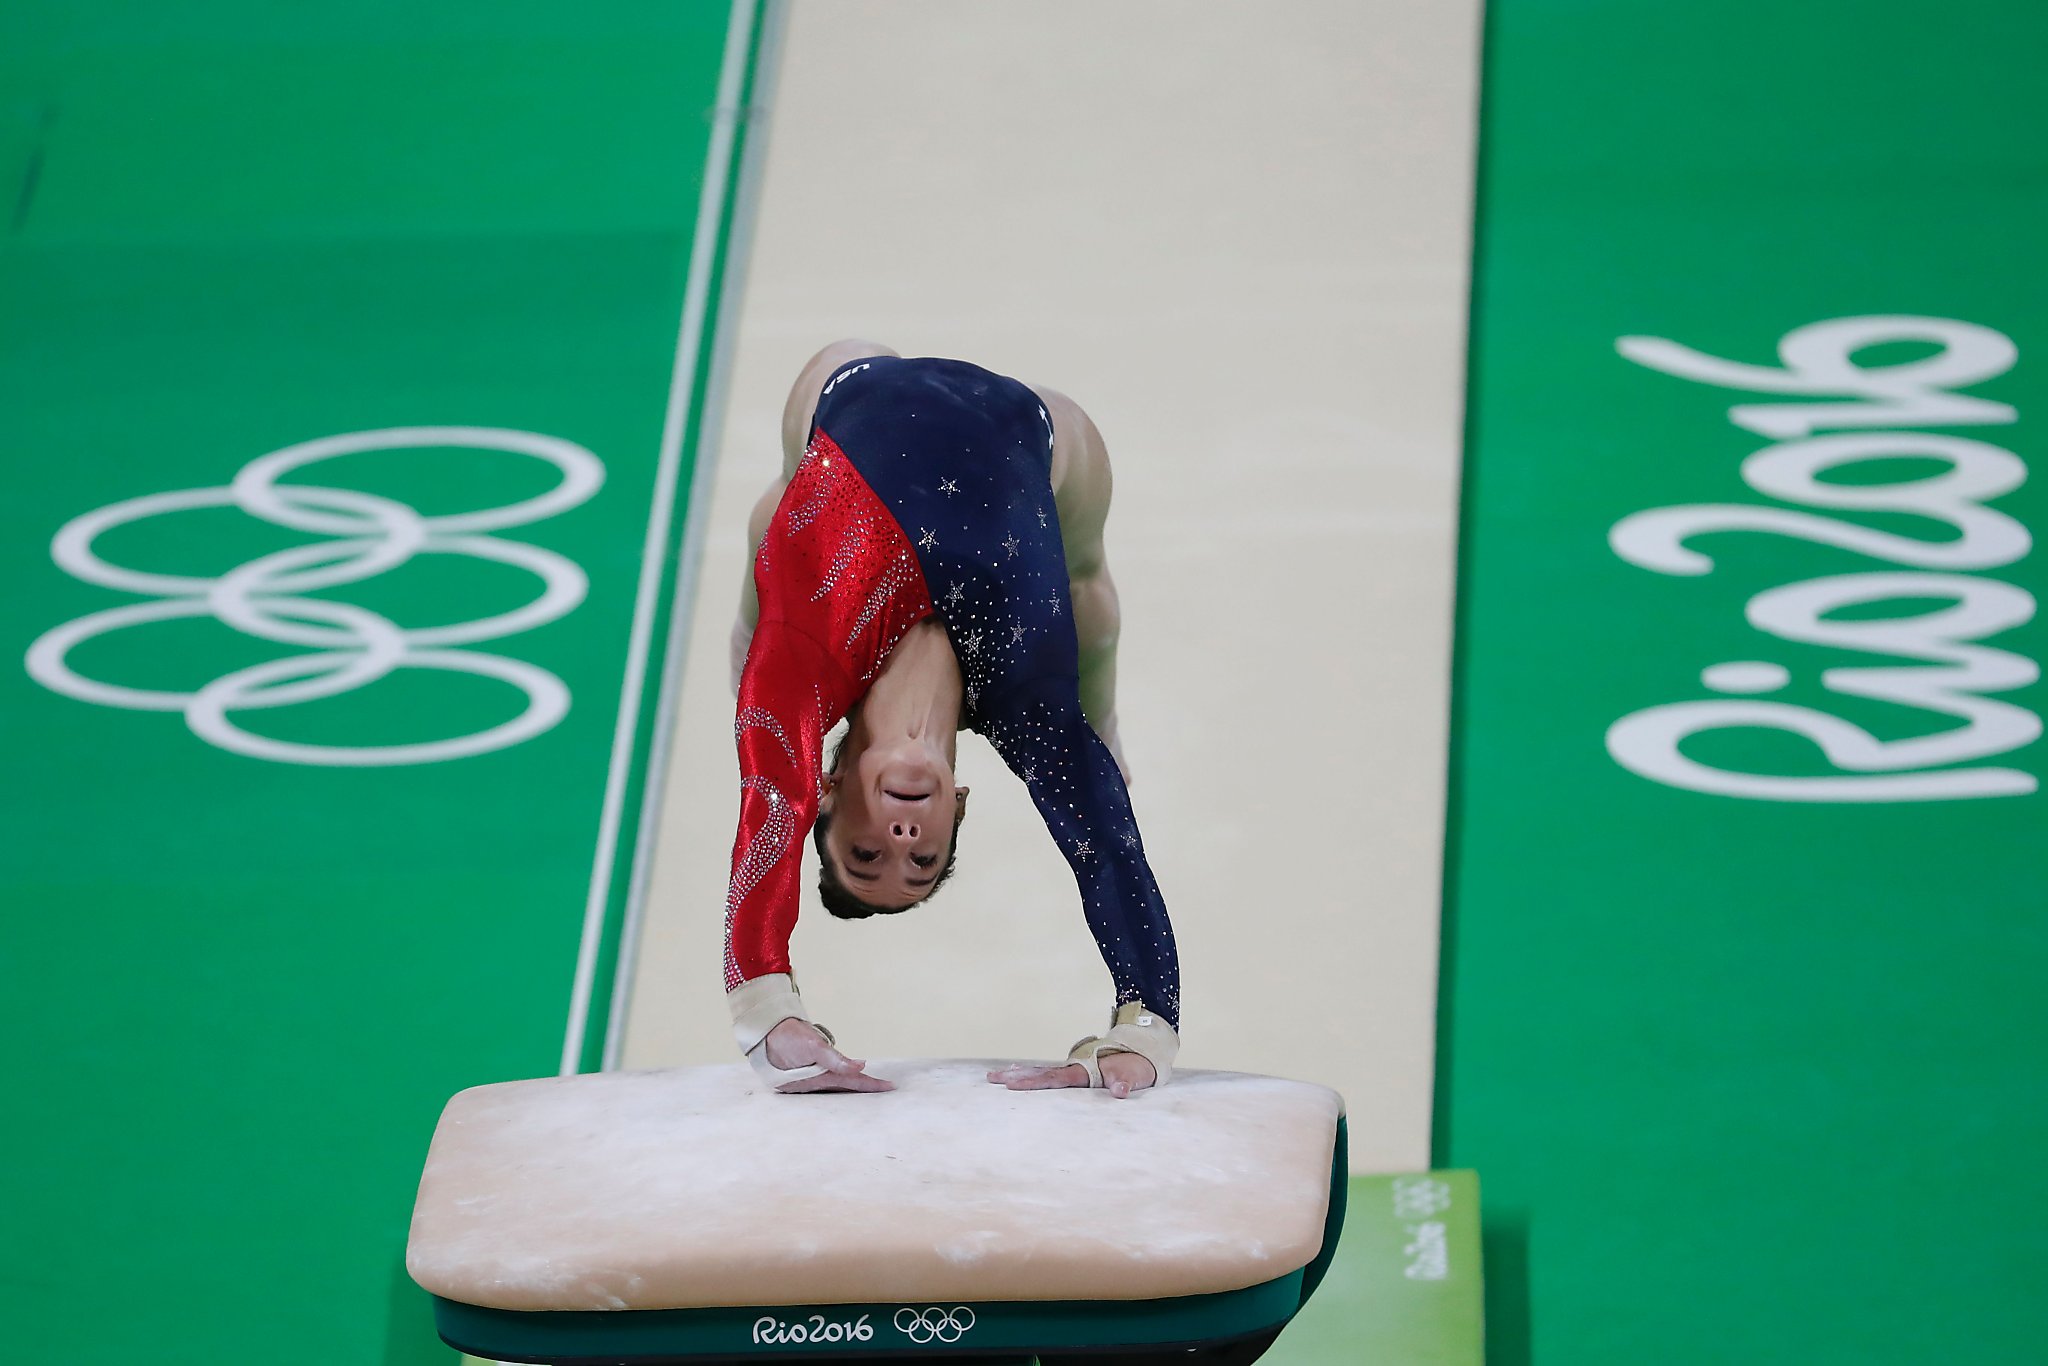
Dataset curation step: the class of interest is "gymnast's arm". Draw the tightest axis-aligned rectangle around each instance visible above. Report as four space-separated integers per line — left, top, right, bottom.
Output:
733 340 900 689
727 420 908 1093
725 621 896 1095
981 681 1183 1096
1033 384 1129 776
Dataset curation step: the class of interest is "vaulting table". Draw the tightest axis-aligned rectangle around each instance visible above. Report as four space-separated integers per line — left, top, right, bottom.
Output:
407 1059 1348 1364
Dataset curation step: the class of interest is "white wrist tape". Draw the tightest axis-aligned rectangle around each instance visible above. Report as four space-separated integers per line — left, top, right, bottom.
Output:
727 973 837 1088
1066 1001 1179 1088
728 972 808 1053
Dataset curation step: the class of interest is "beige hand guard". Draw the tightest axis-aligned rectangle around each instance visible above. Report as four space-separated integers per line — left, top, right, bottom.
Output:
1066 1001 1179 1088
727 972 837 1088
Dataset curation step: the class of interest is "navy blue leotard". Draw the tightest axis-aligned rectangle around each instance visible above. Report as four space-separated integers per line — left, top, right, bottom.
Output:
803 356 1182 1029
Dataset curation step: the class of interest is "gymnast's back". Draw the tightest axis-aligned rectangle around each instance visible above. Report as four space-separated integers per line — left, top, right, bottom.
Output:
810 354 1055 495
809 355 1083 716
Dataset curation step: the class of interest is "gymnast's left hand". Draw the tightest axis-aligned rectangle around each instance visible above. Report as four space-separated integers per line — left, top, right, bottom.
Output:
985 1053 1155 1100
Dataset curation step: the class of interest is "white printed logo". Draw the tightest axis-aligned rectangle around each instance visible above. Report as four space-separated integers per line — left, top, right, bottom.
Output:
1391 1176 1453 1219
752 1312 874 1345
894 1306 976 1344
1402 1220 1449 1281
1607 316 2038 801
822 361 870 396
1391 1179 1452 1281
25 427 604 766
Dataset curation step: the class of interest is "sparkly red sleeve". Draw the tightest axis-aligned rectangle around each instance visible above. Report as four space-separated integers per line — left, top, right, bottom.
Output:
723 622 840 990
722 436 934 990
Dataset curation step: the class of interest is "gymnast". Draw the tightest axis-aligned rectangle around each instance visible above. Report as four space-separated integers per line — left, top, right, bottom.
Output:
722 341 1181 1099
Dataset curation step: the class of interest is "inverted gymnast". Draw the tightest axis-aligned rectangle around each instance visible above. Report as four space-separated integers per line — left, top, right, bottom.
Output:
722 341 1181 1099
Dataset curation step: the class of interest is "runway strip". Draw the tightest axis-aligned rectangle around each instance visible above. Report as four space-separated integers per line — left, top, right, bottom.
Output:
1438 3 2048 1362
0 3 766 1360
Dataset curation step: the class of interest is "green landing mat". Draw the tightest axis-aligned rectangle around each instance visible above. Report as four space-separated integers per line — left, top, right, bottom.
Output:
1269 1172 1483 1366
0 2 772 1361
1439 3 2048 1364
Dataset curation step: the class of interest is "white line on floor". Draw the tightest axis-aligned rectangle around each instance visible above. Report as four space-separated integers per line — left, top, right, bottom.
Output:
562 0 763 1077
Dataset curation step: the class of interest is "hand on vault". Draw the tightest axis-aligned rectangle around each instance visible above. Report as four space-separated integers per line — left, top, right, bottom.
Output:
763 1017 895 1094
985 1052 1156 1100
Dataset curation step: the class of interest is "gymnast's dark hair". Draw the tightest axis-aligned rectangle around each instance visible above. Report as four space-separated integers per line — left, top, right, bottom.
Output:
814 729 964 919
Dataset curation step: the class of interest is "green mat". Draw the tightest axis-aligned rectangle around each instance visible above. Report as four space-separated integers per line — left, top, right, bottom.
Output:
1439 2 2048 1363
0 3 771 1360
1269 1172 1483 1366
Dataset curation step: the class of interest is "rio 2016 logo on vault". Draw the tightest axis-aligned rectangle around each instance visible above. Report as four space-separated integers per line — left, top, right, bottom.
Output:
1607 315 2038 803
747 1307 976 1346
24 427 604 767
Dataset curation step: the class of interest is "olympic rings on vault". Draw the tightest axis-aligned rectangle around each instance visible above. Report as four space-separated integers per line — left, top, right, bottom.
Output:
893 1306 976 1344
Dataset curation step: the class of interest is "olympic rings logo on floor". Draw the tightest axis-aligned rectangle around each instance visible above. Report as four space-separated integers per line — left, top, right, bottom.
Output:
894 1306 977 1343
24 427 604 767
1391 1175 1453 1219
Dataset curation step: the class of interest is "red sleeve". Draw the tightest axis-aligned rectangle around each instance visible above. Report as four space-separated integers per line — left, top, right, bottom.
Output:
721 435 935 990
723 622 845 989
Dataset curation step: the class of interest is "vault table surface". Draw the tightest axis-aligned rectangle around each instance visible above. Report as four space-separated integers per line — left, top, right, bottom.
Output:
407 1058 1345 1312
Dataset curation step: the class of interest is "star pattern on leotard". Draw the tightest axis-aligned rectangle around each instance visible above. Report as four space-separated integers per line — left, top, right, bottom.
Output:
802 354 1182 1032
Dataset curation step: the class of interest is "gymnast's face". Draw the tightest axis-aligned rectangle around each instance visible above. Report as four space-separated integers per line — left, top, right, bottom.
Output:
820 736 968 908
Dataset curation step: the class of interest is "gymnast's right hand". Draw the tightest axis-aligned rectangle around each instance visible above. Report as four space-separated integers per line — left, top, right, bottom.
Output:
762 1017 896 1094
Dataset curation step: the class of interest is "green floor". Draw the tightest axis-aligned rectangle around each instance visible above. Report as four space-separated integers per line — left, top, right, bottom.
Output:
0 2 766 1359
1438 3 2048 1363
1274 1173 1484 1366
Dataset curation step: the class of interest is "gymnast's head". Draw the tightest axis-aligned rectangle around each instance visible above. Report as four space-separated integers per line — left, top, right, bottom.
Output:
813 723 969 917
